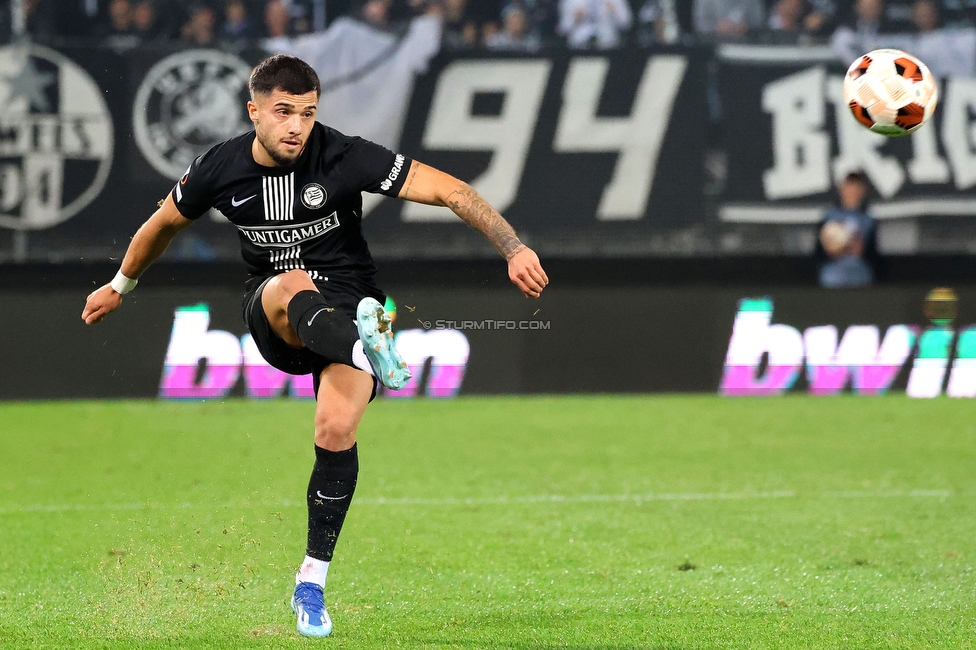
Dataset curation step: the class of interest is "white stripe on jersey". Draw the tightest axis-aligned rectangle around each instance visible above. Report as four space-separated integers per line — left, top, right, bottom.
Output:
287 174 295 219
271 245 305 272
262 173 295 221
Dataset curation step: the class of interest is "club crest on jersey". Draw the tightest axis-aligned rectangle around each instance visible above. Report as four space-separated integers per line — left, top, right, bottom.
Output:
301 183 327 209
133 49 252 180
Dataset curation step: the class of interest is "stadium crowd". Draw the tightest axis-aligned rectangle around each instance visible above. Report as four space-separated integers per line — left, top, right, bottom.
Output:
4 0 976 59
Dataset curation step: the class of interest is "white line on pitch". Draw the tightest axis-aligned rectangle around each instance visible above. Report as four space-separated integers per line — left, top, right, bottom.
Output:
355 491 798 506
0 489 953 516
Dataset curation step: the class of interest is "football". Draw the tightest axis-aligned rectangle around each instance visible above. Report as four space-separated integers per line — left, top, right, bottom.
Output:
843 48 938 137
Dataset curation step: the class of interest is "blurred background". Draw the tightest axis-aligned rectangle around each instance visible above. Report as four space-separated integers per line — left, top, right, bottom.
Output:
2 0 976 400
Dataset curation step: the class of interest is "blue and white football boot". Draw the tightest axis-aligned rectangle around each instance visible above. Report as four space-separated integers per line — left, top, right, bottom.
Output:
291 582 332 637
356 297 412 390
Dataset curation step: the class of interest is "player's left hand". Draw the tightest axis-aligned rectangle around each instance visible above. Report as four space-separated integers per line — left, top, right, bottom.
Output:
82 284 123 325
508 247 548 298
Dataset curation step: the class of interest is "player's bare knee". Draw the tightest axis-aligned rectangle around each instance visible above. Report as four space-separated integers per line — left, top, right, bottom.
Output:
313 411 357 450
276 269 316 299
263 270 316 316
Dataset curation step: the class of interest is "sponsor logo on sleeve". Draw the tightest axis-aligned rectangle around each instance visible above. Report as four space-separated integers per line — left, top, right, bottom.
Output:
379 154 406 192
175 165 191 202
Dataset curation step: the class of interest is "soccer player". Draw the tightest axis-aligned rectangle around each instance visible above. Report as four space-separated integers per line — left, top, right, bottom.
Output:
81 54 548 637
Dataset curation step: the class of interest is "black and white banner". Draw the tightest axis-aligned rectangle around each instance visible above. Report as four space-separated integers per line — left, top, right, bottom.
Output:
720 46 976 224
0 43 708 262
353 47 708 257
10 40 976 262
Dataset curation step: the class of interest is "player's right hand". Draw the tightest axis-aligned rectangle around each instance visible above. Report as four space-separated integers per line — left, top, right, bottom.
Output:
508 247 548 298
82 284 123 325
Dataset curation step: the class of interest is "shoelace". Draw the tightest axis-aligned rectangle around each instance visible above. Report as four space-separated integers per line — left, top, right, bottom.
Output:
295 583 325 618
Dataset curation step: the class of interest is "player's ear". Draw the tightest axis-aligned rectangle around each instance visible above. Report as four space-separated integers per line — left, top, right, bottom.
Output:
247 100 259 124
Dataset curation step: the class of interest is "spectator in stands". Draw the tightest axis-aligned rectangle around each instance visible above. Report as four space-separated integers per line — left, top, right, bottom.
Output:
636 0 684 45
558 0 633 49
132 1 165 42
911 0 938 31
693 0 764 39
817 171 878 289
902 0 976 77
265 0 293 36
831 0 889 63
360 0 393 28
765 0 834 40
501 0 556 45
482 19 501 43
514 0 559 44
768 0 805 34
806 0 837 34
486 4 541 50
221 0 257 48
180 3 217 45
288 1 314 35
96 0 141 50
442 0 481 48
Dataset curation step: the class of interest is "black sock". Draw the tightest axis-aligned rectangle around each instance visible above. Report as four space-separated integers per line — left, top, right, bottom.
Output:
306 443 359 561
287 290 358 366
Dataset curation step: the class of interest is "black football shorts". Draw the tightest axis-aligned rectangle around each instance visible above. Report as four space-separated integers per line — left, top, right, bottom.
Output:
241 274 384 398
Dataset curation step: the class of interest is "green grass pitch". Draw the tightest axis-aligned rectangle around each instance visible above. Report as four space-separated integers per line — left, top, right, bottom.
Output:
1 395 976 649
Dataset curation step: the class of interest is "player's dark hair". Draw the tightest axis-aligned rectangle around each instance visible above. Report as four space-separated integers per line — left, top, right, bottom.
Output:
249 55 321 99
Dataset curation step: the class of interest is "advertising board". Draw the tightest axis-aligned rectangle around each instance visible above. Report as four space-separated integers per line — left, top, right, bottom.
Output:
5 279 975 400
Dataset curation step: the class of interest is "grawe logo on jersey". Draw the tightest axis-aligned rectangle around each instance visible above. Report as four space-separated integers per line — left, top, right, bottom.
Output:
301 183 327 209
0 45 113 230
380 154 405 191
133 50 252 180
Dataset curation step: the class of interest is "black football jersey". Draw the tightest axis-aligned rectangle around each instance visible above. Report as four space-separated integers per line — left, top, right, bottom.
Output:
171 122 411 289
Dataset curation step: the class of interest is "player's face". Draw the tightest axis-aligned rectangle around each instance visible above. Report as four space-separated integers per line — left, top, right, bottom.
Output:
248 89 318 167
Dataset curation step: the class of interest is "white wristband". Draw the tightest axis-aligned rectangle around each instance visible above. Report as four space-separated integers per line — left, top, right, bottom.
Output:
110 271 138 295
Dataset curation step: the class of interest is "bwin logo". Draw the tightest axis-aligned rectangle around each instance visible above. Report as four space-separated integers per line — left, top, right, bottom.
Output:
159 304 469 399
720 297 976 398
380 154 405 192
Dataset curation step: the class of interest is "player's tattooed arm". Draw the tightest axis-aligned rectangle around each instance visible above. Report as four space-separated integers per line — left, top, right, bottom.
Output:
400 161 524 258
398 160 549 297
443 187 526 260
